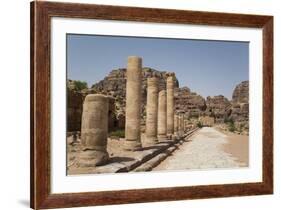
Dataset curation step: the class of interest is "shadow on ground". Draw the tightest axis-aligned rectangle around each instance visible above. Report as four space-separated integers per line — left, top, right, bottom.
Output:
109 156 135 163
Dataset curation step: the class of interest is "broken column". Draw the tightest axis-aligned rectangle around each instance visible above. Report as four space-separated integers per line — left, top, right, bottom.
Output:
80 94 109 166
157 90 167 141
125 56 142 150
145 77 159 146
166 74 174 138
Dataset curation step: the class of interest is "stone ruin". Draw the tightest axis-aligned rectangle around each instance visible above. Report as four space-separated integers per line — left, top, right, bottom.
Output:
68 56 249 167
78 56 183 165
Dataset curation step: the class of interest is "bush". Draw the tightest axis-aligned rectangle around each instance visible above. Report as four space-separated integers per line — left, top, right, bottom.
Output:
224 117 234 124
228 121 236 132
197 121 203 128
109 129 125 138
73 80 88 91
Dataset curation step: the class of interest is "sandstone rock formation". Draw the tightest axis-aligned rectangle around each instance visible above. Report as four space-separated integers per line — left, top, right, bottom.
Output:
67 67 249 135
67 86 116 132
67 88 83 132
174 87 206 119
205 95 231 123
230 81 249 133
232 81 249 104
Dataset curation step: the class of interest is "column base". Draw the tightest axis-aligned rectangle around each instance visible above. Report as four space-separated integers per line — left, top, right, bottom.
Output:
78 149 109 167
144 136 158 147
166 133 173 140
157 134 168 142
172 134 180 141
124 139 142 151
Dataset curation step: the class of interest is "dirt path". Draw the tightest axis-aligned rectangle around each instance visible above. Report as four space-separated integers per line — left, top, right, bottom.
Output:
153 127 248 171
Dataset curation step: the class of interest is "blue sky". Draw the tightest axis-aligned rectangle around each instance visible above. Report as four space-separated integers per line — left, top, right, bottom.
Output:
67 34 249 99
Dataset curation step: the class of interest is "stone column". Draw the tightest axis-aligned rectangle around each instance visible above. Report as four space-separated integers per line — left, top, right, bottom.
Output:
125 56 142 150
166 75 174 137
145 77 159 146
184 119 188 132
157 90 167 141
181 114 184 133
177 114 181 135
81 94 109 166
174 114 179 135
178 113 183 136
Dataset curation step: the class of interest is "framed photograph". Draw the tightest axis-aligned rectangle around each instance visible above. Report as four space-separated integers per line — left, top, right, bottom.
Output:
30 1 273 209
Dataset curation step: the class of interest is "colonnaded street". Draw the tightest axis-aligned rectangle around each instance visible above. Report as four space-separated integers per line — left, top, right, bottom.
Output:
154 127 248 171
67 56 249 174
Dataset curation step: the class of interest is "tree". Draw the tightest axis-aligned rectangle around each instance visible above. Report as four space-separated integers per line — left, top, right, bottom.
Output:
73 80 88 91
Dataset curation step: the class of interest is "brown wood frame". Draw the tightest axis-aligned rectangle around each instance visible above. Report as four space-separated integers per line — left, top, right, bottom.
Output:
30 1 273 209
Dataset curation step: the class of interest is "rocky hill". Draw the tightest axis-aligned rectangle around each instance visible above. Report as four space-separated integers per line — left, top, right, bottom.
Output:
230 81 249 132
67 69 249 134
174 87 206 118
205 95 232 123
232 81 249 104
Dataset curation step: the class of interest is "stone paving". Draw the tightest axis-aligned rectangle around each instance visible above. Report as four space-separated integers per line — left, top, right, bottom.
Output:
154 127 246 171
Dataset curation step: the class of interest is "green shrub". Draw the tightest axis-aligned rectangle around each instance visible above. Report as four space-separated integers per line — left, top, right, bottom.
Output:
197 121 203 128
228 121 236 132
73 80 88 91
109 129 125 138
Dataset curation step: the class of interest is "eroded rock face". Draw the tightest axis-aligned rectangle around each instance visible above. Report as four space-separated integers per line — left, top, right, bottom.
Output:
232 81 249 104
67 67 249 135
67 88 83 132
205 95 231 123
68 68 179 132
230 81 249 133
230 81 249 122
67 87 116 132
175 87 206 119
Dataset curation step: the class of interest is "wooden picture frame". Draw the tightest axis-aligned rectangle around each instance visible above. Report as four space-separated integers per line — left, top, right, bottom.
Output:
30 1 273 209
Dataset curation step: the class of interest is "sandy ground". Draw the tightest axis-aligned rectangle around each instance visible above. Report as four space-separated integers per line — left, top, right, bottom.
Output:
217 128 249 165
68 127 248 173
154 127 248 171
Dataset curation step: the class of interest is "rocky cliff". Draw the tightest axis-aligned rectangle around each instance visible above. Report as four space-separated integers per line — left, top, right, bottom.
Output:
205 95 231 123
67 69 249 134
230 81 249 132
174 87 206 118
232 81 249 104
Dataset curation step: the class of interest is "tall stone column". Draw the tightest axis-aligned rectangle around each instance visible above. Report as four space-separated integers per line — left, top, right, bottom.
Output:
177 114 181 135
184 119 188 132
145 77 159 146
81 94 109 166
157 90 167 141
174 114 179 135
166 75 174 138
181 114 184 133
178 113 183 136
125 56 142 150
